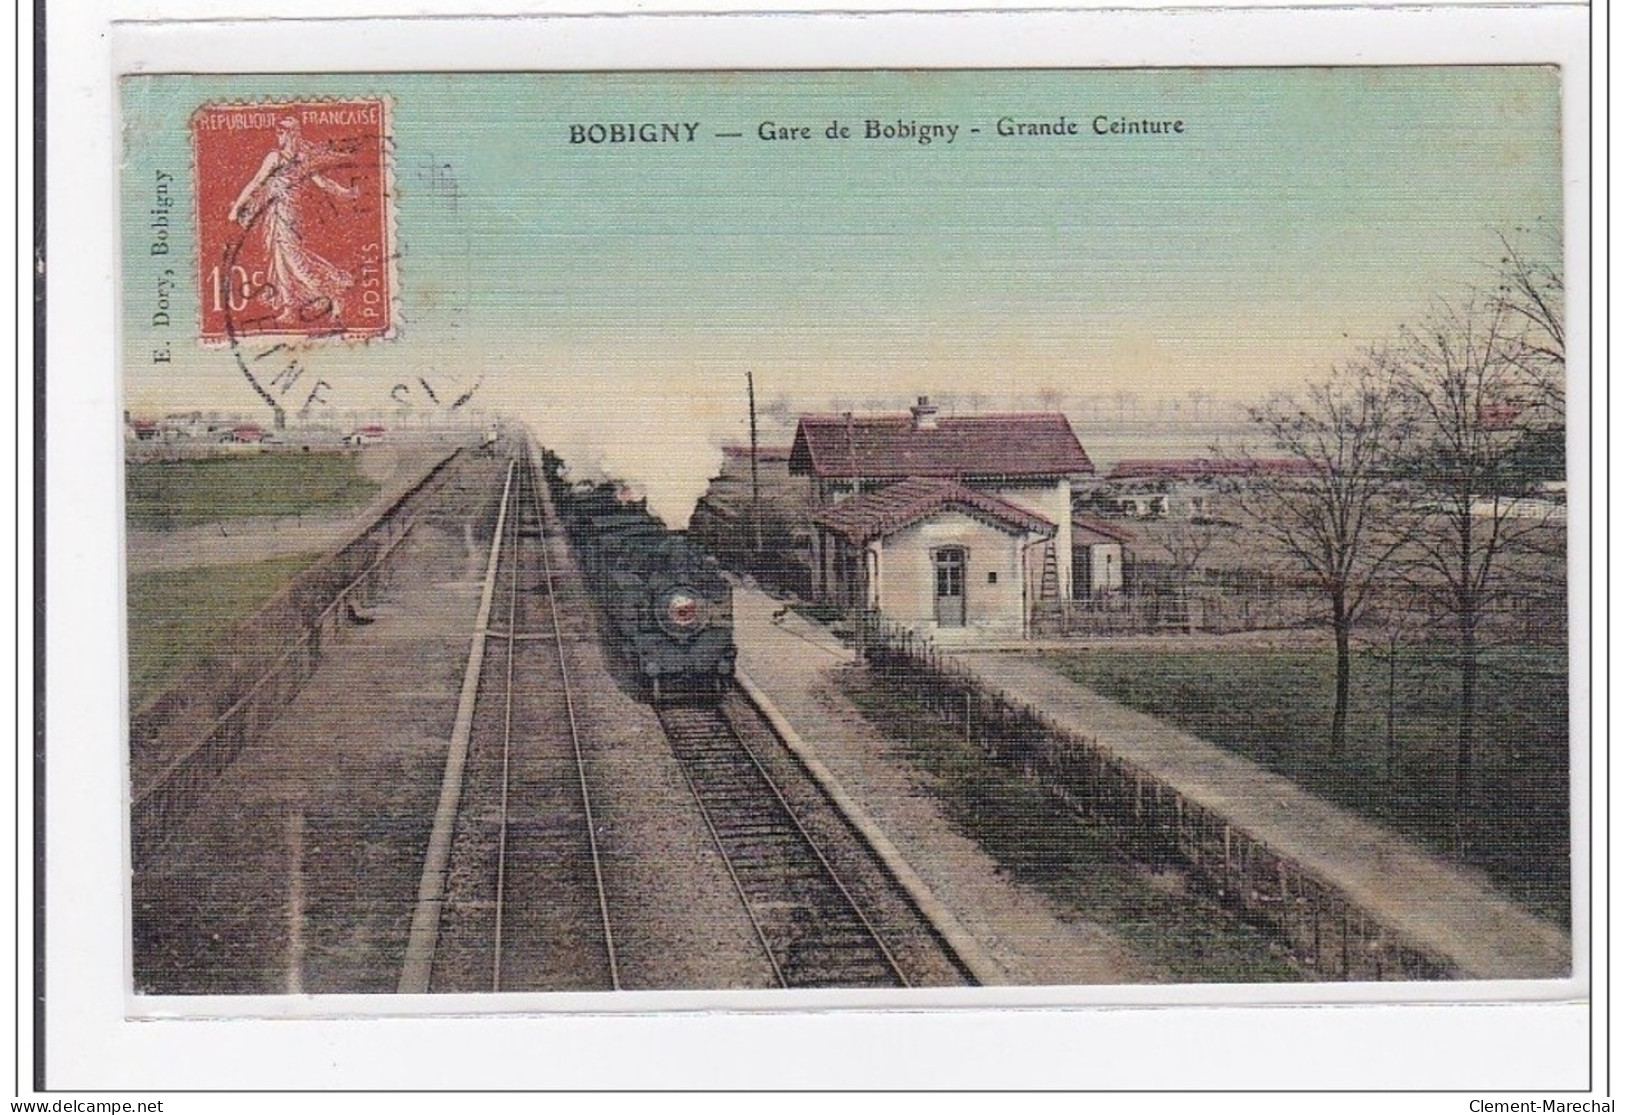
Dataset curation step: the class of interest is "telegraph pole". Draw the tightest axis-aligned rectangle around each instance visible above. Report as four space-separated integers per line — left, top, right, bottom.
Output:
747 370 762 559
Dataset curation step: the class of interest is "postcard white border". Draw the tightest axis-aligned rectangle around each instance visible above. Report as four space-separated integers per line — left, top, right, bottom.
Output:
39 0 1599 1095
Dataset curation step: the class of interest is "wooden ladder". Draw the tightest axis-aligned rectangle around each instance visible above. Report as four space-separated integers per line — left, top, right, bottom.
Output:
1039 541 1061 601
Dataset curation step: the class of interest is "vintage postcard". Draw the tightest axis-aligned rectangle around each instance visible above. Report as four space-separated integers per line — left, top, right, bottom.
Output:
118 62 1579 1010
73 6 1595 1092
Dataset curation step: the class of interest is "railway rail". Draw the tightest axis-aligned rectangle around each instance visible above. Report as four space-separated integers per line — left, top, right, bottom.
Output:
658 703 913 989
405 439 975 992
401 446 619 993
511 444 620 991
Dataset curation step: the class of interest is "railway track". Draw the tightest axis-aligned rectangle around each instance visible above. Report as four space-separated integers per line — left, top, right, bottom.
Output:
402 447 619 993
658 703 912 989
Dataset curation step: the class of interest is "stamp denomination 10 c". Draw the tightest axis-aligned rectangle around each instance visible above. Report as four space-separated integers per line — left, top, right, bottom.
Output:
191 98 394 344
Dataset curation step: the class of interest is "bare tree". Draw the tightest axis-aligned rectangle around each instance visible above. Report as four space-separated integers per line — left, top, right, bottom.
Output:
1154 517 1225 570
1394 292 1559 854
1234 356 1414 752
1492 225 1565 422
1488 227 1568 588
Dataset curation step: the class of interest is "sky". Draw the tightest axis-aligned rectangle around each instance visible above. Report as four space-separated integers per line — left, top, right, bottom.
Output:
119 67 1562 519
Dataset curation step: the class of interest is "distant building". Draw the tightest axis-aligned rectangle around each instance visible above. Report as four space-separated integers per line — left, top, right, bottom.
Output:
159 411 206 440
345 424 387 446
790 396 1095 640
1072 515 1134 597
1087 457 1311 520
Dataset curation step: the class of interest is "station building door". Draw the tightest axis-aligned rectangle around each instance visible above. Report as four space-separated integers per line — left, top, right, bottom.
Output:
933 547 966 627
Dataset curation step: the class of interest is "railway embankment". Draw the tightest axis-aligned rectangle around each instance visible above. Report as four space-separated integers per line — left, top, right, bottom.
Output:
945 650 1572 982
128 447 467 863
130 501 495 993
730 583 1572 984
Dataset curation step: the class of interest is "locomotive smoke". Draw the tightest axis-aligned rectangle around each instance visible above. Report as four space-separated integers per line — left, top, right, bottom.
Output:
516 378 737 530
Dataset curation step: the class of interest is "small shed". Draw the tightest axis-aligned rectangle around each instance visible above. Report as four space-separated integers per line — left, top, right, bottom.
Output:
811 477 1056 642
1072 515 1134 598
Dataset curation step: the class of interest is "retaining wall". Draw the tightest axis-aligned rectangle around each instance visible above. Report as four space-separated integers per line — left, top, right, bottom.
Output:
860 620 1454 980
128 449 466 864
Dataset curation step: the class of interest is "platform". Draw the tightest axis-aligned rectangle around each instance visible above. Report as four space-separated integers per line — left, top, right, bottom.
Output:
946 650 1573 982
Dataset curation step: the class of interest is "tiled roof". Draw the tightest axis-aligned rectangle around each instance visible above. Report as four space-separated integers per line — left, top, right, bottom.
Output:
1072 515 1135 544
789 413 1093 479
813 477 1056 546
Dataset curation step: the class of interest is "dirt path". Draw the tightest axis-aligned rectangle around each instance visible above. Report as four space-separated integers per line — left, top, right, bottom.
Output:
952 652 1573 981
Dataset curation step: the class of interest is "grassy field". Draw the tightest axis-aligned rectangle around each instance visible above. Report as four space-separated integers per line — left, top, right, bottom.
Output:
127 554 320 707
126 451 379 530
837 667 1305 982
1040 644 1570 924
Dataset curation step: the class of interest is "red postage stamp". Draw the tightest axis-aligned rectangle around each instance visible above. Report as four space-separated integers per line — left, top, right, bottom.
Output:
191 98 394 343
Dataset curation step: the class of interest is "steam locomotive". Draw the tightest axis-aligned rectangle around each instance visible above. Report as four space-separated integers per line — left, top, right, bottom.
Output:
553 474 737 702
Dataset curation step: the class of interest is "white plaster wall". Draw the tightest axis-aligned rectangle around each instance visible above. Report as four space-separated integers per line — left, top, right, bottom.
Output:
1079 541 1124 594
983 478 1073 597
879 510 1030 639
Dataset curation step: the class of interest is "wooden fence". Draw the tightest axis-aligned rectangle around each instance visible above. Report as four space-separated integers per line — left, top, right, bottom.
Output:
1048 556 1565 648
1044 558 1319 637
858 614 1454 981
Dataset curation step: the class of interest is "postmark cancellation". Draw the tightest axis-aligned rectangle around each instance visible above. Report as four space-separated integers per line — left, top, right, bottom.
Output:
191 98 395 344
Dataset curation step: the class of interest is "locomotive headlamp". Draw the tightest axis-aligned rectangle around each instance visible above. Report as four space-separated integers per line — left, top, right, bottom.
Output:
664 590 706 632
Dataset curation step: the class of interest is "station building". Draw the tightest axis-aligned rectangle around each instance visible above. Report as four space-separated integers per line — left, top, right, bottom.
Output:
789 397 1096 642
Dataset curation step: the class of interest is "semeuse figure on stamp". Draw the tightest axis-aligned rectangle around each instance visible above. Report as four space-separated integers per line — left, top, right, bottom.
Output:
227 117 361 325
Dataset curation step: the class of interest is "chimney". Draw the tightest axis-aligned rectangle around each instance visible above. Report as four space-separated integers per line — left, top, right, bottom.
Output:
910 395 940 431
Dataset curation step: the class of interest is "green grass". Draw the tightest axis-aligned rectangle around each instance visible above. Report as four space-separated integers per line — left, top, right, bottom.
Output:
838 667 1305 982
127 553 320 707
126 452 380 530
1040 645 1570 924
